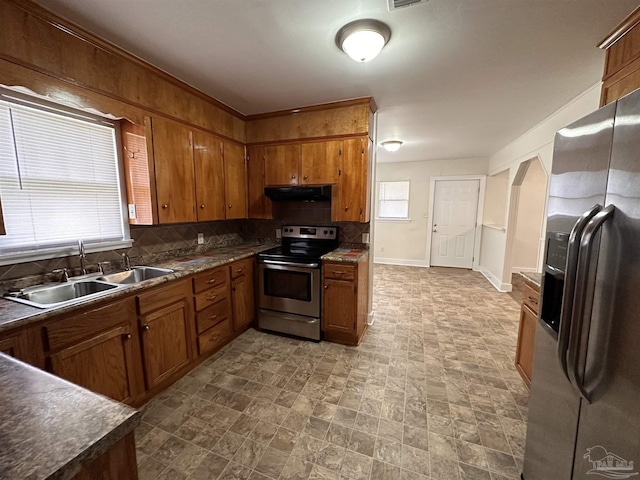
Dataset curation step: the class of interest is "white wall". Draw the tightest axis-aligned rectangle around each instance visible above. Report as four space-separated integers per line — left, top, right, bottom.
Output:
479 83 602 291
511 160 547 272
374 158 488 266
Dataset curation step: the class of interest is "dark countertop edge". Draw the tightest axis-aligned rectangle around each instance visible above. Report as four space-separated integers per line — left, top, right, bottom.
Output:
0 244 272 334
0 354 141 480
321 248 369 263
53 410 142 480
520 271 542 289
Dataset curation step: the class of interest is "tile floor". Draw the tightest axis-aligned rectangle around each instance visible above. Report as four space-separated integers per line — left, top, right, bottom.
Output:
136 264 529 480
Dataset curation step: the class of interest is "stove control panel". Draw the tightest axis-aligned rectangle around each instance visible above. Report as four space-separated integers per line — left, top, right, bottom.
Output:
282 225 337 240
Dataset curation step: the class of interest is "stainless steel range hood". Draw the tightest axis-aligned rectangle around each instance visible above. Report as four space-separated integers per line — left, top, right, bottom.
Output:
264 185 332 201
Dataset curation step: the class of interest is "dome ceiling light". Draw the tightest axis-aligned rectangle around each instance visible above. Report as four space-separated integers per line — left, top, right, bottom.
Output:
381 140 403 152
335 19 391 63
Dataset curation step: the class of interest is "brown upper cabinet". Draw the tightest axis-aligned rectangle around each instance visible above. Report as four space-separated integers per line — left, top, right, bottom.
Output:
300 141 341 184
223 141 248 219
599 7 640 106
265 144 301 186
333 137 371 223
121 116 246 224
247 146 272 219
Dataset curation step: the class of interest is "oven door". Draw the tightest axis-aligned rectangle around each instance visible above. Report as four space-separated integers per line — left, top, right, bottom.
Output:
258 260 320 318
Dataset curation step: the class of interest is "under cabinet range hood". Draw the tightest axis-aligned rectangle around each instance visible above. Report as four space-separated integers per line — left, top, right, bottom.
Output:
264 185 332 201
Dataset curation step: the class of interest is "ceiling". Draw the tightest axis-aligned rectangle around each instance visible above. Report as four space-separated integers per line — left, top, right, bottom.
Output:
35 0 638 163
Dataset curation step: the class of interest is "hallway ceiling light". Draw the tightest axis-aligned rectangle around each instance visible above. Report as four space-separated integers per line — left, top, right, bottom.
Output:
381 140 403 152
336 19 391 63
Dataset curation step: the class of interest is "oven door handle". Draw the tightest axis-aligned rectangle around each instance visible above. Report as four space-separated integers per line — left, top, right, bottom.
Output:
261 259 319 268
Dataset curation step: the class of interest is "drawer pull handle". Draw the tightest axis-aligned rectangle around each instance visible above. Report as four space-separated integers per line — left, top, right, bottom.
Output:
142 324 150 331
332 270 346 275
207 295 218 301
209 314 218 320
122 333 131 340
527 296 538 304
206 279 216 284
236 268 244 273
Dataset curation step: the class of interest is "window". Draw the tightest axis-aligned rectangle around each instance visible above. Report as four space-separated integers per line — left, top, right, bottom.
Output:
0 90 130 264
378 181 410 219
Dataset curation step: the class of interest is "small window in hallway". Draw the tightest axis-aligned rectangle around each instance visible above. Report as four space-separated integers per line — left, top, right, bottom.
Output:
377 180 409 219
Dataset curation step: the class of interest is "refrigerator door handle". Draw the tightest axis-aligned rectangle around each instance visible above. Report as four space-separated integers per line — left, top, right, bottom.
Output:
567 205 615 403
557 204 602 380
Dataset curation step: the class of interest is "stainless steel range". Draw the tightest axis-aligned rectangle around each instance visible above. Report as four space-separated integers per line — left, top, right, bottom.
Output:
258 225 338 341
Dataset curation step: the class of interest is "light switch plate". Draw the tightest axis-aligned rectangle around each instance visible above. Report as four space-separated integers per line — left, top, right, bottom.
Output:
362 233 370 244
276 229 282 239
128 204 137 219
197 233 204 245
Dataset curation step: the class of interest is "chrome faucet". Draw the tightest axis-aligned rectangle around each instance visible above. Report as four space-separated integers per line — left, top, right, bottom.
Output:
78 239 87 275
122 252 132 271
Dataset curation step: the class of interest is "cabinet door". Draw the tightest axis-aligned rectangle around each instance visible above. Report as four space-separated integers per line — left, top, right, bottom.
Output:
300 141 340 185
140 300 191 389
121 120 155 225
231 274 254 331
247 145 272 219
50 325 141 404
194 130 225 221
515 304 537 387
223 141 247 219
151 116 196 223
264 144 300 186
322 279 356 334
335 137 366 222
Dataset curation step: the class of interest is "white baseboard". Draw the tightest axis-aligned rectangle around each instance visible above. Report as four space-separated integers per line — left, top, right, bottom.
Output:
481 267 512 292
374 257 430 268
367 311 375 326
512 267 538 274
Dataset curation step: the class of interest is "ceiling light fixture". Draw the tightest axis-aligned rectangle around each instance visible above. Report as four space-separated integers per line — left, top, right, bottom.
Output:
381 140 403 152
336 19 391 63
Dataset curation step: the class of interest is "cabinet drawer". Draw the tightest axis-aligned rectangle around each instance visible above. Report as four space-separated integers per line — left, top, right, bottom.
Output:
193 267 228 294
45 297 136 351
138 279 189 315
195 283 228 311
523 284 540 315
198 318 232 355
230 258 253 279
324 263 355 281
196 299 230 334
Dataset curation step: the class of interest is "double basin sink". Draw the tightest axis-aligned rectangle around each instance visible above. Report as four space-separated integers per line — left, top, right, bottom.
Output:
4 266 174 309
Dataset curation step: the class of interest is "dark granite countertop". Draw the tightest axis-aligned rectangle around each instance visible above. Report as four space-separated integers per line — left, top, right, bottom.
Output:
321 248 369 263
0 353 141 480
0 243 272 334
521 272 542 289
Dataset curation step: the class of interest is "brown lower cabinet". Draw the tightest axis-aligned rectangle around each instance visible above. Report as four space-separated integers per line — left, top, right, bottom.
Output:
515 280 540 388
230 258 255 331
322 255 369 346
138 279 194 390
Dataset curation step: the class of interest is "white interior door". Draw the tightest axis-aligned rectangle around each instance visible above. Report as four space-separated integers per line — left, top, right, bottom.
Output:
430 179 479 268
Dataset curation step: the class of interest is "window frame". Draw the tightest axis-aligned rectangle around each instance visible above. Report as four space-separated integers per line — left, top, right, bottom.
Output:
0 88 132 266
376 180 411 221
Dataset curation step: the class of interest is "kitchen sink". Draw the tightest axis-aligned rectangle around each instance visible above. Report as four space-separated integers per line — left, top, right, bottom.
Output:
97 266 174 285
4 280 123 309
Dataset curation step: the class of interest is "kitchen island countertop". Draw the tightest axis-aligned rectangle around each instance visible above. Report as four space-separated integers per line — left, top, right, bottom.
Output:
0 353 140 480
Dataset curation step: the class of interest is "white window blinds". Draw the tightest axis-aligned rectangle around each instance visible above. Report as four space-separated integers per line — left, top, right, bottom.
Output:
0 95 128 260
378 181 410 218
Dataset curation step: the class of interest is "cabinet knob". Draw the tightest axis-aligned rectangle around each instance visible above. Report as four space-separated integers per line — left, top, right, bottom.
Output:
162 204 168 209
142 324 150 331
303 175 308 180
232 286 237 291
291 175 296 180
324 284 328 289
228 204 232 209
200 204 205 209
344 206 349 211
122 333 131 340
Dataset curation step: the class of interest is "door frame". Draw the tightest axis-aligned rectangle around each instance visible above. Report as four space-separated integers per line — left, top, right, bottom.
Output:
426 175 486 270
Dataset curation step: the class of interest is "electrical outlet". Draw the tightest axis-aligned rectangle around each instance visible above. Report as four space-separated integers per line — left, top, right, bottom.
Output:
197 233 204 245
380 246 385 252
276 229 282 239
362 233 370 244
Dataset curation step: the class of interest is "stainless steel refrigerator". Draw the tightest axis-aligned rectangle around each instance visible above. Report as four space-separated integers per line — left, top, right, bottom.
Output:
522 88 640 479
